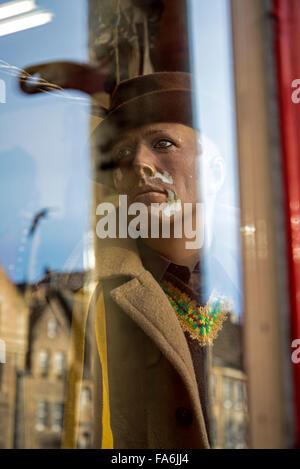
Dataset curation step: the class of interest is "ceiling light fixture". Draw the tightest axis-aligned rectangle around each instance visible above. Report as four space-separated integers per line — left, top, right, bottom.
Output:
0 0 35 21
0 10 53 37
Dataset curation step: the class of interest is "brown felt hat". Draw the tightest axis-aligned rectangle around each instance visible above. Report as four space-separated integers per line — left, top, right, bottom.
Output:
93 71 197 186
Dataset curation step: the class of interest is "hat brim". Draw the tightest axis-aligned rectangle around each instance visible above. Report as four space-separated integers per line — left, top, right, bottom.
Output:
92 88 198 187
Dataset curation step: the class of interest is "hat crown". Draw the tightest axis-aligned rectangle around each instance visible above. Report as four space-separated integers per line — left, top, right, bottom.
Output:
110 71 192 112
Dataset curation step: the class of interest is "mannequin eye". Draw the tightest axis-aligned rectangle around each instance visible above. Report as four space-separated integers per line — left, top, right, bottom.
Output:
115 147 134 160
153 139 174 149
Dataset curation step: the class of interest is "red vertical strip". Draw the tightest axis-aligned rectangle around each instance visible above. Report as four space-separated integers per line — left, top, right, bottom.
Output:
274 0 300 447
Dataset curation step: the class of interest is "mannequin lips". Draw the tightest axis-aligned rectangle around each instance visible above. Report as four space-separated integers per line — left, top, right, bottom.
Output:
130 185 168 204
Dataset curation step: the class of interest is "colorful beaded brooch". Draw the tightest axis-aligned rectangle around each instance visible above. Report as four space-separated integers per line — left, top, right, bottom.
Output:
161 281 229 346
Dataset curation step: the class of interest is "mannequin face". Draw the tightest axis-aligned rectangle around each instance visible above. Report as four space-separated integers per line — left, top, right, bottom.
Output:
111 122 200 208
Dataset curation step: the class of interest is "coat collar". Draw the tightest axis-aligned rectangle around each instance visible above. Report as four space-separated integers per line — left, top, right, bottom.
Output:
95 239 144 279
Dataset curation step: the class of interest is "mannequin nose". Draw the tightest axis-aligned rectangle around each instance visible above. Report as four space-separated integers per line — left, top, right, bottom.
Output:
134 162 155 179
132 145 156 179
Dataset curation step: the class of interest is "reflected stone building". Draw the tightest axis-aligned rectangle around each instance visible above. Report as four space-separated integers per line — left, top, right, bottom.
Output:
211 313 248 449
0 269 94 449
0 266 248 449
22 275 72 449
21 272 94 449
0 267 29 449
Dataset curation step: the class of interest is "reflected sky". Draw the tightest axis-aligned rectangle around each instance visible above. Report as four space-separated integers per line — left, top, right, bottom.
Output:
0 0 243 316
0 0 90 283
188 0 243 316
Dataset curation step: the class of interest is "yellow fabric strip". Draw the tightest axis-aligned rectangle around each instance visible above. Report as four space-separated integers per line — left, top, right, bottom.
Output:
62 285 95 449
94 288 114 449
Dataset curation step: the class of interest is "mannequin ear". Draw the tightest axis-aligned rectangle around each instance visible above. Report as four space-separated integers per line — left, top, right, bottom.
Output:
196 134 226 197
210 156 226 193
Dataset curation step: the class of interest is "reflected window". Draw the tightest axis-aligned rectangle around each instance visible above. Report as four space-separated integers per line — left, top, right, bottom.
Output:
80 386 92 407
53 352 65 379
47 318 58 339
223 377 233 409
38 349 49 377
235 381 243 411
52 403 64 432
224 418 235 449
35 401 49 431
236 421 247 449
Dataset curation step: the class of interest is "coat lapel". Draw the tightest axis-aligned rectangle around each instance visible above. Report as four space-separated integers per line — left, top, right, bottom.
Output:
96 243 196 380
95 242 208 444
110 270 196 384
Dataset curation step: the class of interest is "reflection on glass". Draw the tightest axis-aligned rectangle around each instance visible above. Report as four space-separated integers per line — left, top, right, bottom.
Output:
80 387 92 408
52 403 64 432
47 317 57 339
223 378 233 410
0 1 36 21
0 0 246 450
188 0 247 449
38 349 49 377
0 10 53 37
53 352 65 379
35 400 49 432
0 0 89 449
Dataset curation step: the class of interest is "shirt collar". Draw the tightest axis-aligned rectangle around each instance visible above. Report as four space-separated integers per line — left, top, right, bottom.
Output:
137 240 200 283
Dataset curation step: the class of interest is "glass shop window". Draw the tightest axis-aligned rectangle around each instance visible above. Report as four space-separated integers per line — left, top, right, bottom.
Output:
0 0 254 450
0 0 90 448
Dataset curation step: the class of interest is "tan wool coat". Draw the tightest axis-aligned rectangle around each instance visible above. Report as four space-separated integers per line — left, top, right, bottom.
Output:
63 242 210 450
